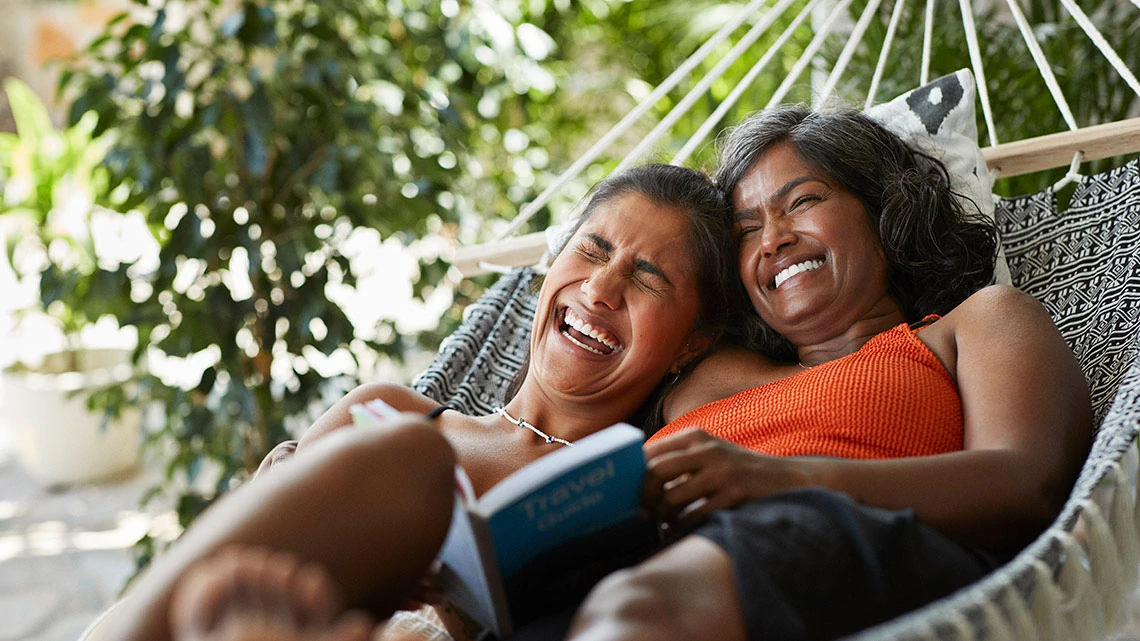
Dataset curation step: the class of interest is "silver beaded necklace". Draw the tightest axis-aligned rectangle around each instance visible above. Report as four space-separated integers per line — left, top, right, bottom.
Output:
493 406 574 447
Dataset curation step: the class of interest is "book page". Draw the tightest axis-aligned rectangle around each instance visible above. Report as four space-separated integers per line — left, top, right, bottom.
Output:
436 493 500 635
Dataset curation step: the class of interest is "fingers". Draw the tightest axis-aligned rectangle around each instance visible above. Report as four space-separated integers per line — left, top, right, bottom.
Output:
644 431 759 524
643 426 711 459
255 441 299 478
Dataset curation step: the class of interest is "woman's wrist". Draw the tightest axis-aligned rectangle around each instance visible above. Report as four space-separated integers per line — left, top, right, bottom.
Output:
779 456 827 492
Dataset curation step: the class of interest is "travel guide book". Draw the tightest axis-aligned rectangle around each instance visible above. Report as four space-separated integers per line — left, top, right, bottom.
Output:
349 399 652 638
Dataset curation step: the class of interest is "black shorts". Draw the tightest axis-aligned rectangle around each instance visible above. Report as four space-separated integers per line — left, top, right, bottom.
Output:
693 487 1003 641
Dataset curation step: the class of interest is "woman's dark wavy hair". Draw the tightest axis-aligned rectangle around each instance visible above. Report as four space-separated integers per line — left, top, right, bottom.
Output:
504 164 742 432
714 105 999 361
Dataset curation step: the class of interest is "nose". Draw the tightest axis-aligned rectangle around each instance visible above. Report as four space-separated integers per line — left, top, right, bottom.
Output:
581 265 623 309
759 216 796 257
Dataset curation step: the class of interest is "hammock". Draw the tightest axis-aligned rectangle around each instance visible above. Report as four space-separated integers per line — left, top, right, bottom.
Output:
416 2 1140 639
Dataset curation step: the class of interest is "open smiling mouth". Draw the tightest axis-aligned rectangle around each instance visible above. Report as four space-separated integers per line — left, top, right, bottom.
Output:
771 258 825 290
559 308 623 356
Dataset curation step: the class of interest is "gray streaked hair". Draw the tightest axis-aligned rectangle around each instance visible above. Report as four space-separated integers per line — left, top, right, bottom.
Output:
715 105 998 361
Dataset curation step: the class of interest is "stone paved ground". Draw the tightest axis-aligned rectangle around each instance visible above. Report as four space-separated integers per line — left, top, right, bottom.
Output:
0 431 173 641
3 427 1140 641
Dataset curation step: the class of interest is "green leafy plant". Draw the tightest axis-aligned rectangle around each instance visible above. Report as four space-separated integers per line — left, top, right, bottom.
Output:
55 0 1140 578
0 78 131 369
58 0 658 545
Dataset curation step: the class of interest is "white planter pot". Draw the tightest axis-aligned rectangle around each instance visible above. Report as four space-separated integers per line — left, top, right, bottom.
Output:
1 348 141 487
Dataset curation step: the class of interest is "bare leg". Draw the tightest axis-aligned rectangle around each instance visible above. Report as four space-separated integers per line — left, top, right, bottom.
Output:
566 536 747 641
170 546 375 641
97 417 456 641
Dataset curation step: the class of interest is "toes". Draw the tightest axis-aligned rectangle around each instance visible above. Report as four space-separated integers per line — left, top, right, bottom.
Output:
261 551 303 624
292 561 345 628
171 552 253 641
171 546 350 641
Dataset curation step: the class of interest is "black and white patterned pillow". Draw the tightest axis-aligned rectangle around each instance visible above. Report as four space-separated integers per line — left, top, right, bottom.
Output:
413 268 536 414
995 160 1140 425
867 69 1011 285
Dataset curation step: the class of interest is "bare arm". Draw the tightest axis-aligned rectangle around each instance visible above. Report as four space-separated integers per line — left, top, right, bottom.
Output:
253 382 439 475
296 383 438 452
647 286 1091 552
810 286 1090 549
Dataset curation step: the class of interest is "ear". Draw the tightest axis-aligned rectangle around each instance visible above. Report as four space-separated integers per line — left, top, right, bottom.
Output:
670 330 716 373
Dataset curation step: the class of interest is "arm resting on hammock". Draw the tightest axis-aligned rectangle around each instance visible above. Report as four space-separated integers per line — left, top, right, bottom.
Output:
647 286 1092 553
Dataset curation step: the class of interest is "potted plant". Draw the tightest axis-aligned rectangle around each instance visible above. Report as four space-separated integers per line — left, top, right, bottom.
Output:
0 78 142 487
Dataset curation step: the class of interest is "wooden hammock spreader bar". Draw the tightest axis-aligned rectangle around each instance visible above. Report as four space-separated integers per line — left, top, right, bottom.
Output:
449 231 548 279
983 116 1140 179
453 118 1140 278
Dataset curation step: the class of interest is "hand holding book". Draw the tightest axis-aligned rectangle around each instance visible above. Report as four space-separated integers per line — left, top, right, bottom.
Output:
350 398 653 638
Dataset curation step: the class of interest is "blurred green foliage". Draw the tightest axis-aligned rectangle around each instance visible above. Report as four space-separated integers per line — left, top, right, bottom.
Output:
50 0 1139 565
0 79 124 350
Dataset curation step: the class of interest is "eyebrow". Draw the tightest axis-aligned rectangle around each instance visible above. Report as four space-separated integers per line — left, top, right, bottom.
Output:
584 233 613 253
583 233 673 287
734 175 827 221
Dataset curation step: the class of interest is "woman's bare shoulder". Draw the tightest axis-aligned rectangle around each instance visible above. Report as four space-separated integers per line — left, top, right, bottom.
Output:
941 284 1053 335
663 346 785 423
918 285 1054 380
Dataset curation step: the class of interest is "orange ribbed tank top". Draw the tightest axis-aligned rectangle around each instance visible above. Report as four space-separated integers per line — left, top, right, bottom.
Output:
648 320 962 459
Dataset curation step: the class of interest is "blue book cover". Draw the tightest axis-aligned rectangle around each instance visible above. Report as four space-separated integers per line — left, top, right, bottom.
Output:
478 424 645 579
350 401 649 637
438 423 648 637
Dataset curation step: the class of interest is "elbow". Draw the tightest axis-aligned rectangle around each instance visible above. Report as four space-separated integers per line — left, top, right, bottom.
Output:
1012 463 1082 547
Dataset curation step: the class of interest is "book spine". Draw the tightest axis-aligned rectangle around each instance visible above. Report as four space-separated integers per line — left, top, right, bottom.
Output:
469 512 513 637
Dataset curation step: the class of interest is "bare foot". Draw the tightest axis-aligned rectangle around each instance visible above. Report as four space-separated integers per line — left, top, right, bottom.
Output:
170 546 376 641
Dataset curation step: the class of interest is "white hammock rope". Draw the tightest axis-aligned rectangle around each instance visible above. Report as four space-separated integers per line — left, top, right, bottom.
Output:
669 0 851 171
614 0 800 174
864 0 908 110
1002 584 1036 641
1109 454 1140 590
1003 0 1078 131
921 0 934 85
1079 497 1126 628
957 0 998 147
454 0 1140 279
947 611 974 641
672 0 825 166
1059 0 1140 100
979 599 1010 641
816 0 886 107
1052 150 1085 192
489 0 770 242
1058 530 1101 641
1030 558 1069 641
767 0 856 108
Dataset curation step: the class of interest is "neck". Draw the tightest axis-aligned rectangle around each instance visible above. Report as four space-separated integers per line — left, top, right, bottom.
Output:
497 384 631 444
795 300 906 366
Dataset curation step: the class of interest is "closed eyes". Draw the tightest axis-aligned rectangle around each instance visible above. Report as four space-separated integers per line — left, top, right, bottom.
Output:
574 238 669 295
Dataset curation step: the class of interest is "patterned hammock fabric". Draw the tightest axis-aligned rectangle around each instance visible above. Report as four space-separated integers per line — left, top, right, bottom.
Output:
413 268 537 415
413 160 1140 641
854 160 1140 640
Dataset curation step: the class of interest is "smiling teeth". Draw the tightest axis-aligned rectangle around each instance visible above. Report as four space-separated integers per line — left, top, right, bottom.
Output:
563 308 622 353
562 331 607 355
774 259 824 289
